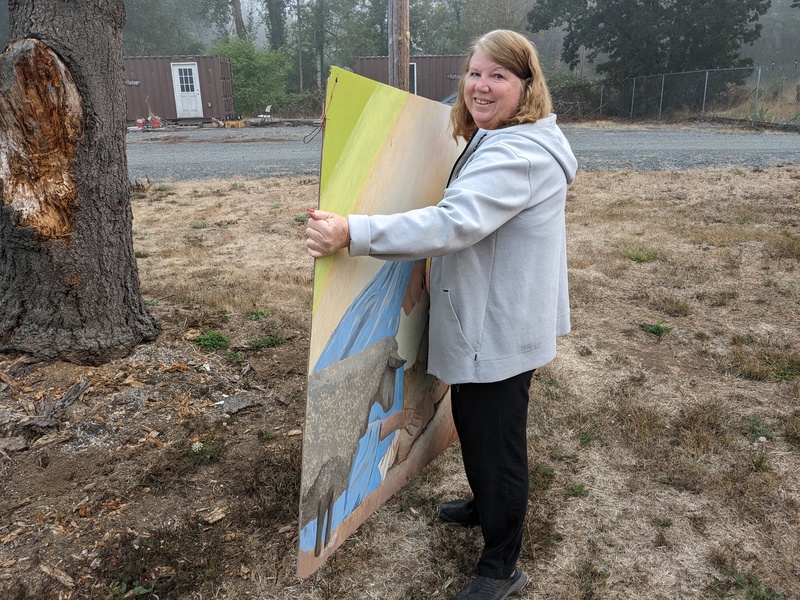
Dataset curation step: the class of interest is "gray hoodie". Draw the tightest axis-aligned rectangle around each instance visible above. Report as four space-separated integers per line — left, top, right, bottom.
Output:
348 114 578 384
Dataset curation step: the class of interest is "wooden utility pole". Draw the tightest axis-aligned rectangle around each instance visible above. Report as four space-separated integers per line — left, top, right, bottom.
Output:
387 0 409 91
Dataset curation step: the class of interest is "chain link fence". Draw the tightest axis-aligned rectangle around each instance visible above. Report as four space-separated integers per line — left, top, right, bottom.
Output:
550 63 800 126
603 64 800 126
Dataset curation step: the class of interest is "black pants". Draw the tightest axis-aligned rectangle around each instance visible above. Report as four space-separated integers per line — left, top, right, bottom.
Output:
450 370 533 579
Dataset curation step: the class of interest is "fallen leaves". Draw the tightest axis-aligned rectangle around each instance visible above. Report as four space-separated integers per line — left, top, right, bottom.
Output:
29 432 72 450
140 426 165 447
1 527 28 545
160 362 189 373
152 565 176 579
39 563 75 588
200 507 228 524
0 436 27 452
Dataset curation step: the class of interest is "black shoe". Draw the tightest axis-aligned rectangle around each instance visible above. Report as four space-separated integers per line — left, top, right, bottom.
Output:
453 567 528 599
437 498 480 527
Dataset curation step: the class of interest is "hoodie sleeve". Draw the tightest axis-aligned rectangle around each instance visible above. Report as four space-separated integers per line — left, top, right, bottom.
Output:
348 135 562 261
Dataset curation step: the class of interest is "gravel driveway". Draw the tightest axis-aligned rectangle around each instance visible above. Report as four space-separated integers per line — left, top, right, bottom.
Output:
126 124 323 182
126 121 800 182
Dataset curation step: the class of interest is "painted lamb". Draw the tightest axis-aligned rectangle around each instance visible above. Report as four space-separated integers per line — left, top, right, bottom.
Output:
300 335 406 557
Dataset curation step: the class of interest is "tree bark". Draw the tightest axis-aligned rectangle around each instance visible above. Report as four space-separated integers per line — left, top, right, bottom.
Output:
388 0 410 91
314 0 325 89
0 0 159 365
230 0 248 40
295 0 304 90
265 0 287 50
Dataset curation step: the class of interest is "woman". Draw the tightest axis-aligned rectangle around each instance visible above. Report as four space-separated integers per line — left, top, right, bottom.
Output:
306 29 577 600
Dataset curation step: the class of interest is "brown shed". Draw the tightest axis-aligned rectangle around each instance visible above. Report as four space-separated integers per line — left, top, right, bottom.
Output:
123 56 235 124
354 55 466 101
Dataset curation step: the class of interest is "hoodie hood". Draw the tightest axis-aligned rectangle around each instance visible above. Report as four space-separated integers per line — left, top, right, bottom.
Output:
480 115 578 184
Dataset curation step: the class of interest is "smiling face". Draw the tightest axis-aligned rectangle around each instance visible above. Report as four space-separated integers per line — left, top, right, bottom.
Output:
463 49 524 130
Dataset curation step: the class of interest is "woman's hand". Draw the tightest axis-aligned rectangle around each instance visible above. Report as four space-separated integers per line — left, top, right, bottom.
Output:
305 209 350 258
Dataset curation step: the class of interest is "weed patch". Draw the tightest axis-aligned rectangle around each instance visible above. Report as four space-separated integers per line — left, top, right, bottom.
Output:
746 415 774 441
565 482 590 498
537 376 562 400
575 562 610 599
247 333 286 349
226 350 245 364
640 320 673 338
749 449 772 472
188 440 218 465
769 231 800 260
245 309 272 321
653 528 670 548
710 570 787 599
195 330 231 351
530 464 555 491
625 248 664 263
142 432 226 490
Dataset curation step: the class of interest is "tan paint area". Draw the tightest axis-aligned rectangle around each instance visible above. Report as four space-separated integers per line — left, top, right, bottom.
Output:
0 39 84 240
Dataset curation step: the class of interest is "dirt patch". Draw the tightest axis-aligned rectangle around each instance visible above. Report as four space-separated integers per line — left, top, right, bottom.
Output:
1 168 799 599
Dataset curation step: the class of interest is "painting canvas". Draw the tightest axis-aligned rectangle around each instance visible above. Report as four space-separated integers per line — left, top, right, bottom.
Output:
298 68 465 578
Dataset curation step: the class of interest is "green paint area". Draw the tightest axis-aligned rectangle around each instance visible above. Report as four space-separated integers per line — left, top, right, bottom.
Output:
314 68 409 309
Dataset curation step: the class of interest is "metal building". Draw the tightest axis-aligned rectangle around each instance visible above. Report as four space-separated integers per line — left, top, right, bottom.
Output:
354 55 466 101
123 56 235 124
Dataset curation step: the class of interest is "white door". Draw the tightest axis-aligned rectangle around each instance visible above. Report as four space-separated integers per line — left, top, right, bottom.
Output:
171 62 203 118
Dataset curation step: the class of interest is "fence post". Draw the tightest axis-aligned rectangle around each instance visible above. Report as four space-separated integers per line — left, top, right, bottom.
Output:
701 70 709 118
659 74 665 119
599 82 604 117
752 66 762 125
630 78 636 117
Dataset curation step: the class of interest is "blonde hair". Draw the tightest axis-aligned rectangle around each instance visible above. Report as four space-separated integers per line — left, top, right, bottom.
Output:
451 30 552 141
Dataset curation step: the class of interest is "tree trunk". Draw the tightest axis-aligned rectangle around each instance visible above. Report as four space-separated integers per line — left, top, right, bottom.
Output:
230 0 248 39
265 0 286 50
296 0 304 91
314 0 324 88
0 0 160 365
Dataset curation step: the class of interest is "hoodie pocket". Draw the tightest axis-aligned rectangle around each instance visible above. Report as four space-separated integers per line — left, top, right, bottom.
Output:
432 289 477 362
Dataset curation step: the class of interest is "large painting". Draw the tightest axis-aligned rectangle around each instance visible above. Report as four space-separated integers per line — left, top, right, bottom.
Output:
298 68 464 578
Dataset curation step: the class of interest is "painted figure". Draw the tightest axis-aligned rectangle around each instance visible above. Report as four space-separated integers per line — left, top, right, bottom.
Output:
300 260 430 557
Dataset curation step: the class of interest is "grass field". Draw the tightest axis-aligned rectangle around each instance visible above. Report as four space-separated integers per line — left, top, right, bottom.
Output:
1 165 798 599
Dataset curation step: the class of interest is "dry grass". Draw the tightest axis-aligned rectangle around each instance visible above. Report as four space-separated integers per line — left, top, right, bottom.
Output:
129 167 800 599
137 167 799 599
1 165 799 599
710 76 800 124
132 178 316 333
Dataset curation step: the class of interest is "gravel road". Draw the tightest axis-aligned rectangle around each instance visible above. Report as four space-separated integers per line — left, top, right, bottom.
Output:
126 121 800 182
